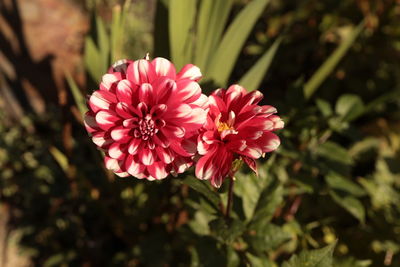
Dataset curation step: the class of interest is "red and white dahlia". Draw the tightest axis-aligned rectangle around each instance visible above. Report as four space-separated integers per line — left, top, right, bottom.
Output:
84 57 207 180
195 85 284 187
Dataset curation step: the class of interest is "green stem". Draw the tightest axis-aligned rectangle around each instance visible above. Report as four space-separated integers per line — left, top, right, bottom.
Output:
225 176 235 220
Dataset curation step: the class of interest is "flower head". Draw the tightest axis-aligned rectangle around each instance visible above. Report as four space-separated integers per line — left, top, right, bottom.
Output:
84 57 207 180
195 85 284 187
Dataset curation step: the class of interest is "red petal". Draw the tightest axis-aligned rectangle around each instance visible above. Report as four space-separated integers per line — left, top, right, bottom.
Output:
151 57 176 79
95 110 120 130
148 161 168 180
126 59 156 84
176 64 202 81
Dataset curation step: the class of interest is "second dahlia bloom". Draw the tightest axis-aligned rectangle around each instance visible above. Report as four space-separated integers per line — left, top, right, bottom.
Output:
84 57 207 180
196 85 284 187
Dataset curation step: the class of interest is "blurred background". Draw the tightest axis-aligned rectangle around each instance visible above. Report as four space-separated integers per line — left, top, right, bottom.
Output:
0 0 399 266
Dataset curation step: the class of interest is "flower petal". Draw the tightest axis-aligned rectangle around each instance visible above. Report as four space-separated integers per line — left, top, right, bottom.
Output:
95 110 120 130
139 83 154 104
156 147 174 164
128 138 142 155
151 57 176 79
111 127 131 142
148 161 168 180
125 155 145 176
116 79 135 104
195 151 216 181
84 113 99 134
176 64 202 81
104 156 121 171
89 90 117 113
101 73 120 90
126 59 156 84
140 148 155 165
258 132 281 152
175 79 201 102
108 142 125 160
92 132 112 148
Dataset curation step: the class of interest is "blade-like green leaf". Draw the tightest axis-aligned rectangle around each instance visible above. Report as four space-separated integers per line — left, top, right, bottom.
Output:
238 36 282 91
111 4 122 62
154 0 170 58
49 146 69 173
330 190 365 223
181 176 221 210
169 0 197 69
304 20 364 99
96 14 110 70
65 73 87 115
282 242 337 267
207 0 270 87
195 0 234 70
84 37 104 82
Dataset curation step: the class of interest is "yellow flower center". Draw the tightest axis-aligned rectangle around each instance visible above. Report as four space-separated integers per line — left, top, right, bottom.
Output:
217 122 233 132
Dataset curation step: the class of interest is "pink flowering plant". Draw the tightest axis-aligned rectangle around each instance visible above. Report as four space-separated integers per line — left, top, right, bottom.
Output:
84 57 207 180
85 57 283 184
84 55 284 228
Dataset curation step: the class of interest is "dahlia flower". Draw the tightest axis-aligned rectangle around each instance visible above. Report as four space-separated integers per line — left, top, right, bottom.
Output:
195 85 284 187
84 57 207 180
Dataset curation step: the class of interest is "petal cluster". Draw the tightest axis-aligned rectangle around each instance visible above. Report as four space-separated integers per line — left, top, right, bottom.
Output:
84 57 207 180
195 85 284 187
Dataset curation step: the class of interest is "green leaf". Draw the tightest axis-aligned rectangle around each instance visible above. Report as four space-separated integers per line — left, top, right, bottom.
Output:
325 172 366 197
209 218 246 244
246 253 274 267
251 178 283 224
207 0 270 86
363 88 400 114
348 137 380 159
334 256 372 267
188 210 213 235
110 4 123 62
316 141 353 165
245 223 291 255
282 242 337 267
316 98 333 117
154 0 170 58
169 0 197 69
65 73 87 115
84 37 104 82
238 36 283 91
49 146 69 173
303 20 364 99
96 15 110 70
227 247 240 267
330 190 365 223
335 94 365 122
195 0 234 70
234 173 265 220
192 236 227 266
181 176 221 210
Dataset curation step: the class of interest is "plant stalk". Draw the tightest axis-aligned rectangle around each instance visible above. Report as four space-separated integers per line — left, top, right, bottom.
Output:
225 176 235 220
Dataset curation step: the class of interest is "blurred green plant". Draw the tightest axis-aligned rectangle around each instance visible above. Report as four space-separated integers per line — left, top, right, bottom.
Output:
1 0 400 266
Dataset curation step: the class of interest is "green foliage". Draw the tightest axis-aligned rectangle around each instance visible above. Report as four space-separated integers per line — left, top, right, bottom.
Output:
206 0 271 86
2 0 400 266
304 21 365 99
238 36 283 91
282 242 337 267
